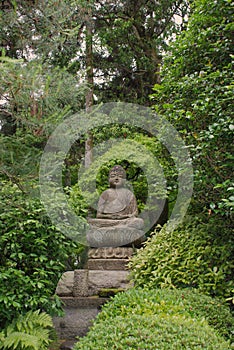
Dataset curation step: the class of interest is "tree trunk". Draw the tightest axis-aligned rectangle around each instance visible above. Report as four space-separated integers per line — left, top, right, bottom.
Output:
84 5 94 169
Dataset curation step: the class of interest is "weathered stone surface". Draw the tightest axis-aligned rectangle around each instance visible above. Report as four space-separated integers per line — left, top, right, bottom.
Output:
60 340 75 350
88 217 144 229
57 267 132 298
53 297 108 340
86 165 145 248
73 270 89 297
88 270 131 295
87 258 129 270
56 271 74 297
59 296 108 308
88 247 133 259
96 165 138 220
87 226 145 248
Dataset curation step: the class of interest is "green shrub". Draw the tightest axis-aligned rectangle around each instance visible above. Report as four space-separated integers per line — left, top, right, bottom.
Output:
74 288 234 349
0 310 53 350
97 288 234 341
130 217 234 301
74 314 231 350
0 181 80 328
151 0 233 219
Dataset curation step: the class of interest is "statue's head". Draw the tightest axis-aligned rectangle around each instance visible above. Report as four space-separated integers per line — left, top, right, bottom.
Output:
108 165 126 188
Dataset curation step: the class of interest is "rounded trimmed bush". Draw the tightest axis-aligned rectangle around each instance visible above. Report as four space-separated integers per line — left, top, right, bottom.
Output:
97 288 234 341
74 314 231 350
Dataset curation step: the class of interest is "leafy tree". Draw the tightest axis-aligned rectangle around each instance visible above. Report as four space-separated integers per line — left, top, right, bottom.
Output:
0 14 86 326
92 0 190 104
152 0 234 218
0 0 190 105
0 0 190 172
94 0 189 103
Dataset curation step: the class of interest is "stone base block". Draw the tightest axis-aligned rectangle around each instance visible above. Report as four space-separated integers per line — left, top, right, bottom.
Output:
72 269 131 296
87 227 145 247
55 271 74 297
56 268 132 298
53 297 108 340
88 270 131 295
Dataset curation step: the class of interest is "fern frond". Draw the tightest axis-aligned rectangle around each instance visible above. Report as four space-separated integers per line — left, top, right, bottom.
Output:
1 310 53 350
32 311 53 328
2 332 39 350
14 310 53 332
30 327 50 343
0 332 6 349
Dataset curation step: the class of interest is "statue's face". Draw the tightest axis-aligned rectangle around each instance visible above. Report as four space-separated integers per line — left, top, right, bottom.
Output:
109 171 125 188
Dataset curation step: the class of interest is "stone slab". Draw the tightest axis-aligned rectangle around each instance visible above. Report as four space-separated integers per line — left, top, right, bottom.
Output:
57 296 108 308
55 271 74 297
88 270 131 295
87 258 129 270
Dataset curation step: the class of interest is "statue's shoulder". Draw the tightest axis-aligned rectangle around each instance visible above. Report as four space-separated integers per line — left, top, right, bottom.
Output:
120 188 135 197
99 188 113 198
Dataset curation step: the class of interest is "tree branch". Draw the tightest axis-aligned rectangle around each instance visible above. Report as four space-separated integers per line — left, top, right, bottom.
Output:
0 168 28 194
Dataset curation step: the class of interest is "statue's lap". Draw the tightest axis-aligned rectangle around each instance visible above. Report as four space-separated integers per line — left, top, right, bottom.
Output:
87 222 145 248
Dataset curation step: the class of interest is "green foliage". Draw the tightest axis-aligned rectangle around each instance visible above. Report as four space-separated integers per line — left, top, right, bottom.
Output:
92 0 188 103
130 217 234 302
0 1 84 66
0 180 80 329
70 130 171 228
0 57 85 137
0 0 189 104
152 0 234 218
0 56 86 195
74 315 231 349
0 13 87 329
67 184 89 218
97 288 234 341
0 310 53 350
74 288 233 349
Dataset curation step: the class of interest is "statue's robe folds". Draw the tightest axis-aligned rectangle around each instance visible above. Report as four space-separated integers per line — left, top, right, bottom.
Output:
87 188 145 247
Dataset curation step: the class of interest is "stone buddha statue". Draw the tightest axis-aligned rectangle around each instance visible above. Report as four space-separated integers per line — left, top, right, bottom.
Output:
87 165 145 247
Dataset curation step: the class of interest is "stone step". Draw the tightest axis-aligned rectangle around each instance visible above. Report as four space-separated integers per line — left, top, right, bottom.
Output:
53 296 108 341
60 340 75 350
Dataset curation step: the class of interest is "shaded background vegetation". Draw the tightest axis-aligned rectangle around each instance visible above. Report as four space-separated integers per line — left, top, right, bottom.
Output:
0 1 233 348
